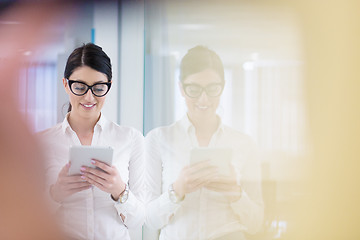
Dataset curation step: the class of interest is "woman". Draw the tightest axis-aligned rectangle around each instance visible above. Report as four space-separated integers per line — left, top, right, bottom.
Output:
40 43 144 240
145 46 263 240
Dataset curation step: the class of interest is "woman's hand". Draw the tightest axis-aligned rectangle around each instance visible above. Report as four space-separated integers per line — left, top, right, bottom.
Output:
205 174 242 202
80 159 126 200
50 163 92 203
173 160 219 199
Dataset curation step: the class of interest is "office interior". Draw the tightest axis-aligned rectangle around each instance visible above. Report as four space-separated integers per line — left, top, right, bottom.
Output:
2 0 360 240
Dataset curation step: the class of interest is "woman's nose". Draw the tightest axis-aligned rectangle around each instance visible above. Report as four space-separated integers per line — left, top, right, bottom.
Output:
83 89 95 101
197 91 209 103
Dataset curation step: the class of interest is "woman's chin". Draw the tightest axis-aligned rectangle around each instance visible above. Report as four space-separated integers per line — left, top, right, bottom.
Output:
75 108 100 119
189 109 216 119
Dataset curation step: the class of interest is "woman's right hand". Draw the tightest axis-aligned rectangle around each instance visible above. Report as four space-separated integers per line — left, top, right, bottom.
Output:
50 163 92 203
173 160 219 199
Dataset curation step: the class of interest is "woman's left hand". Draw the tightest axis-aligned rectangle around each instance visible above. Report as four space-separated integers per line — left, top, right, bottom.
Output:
80 159 126 200
205 175 242 202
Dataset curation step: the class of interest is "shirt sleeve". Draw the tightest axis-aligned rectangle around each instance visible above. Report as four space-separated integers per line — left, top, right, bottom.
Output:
230 141 264 234
144 130 181 230
113 129 145 228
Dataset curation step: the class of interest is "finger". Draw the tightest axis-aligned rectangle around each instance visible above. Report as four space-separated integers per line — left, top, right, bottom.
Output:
188 159 212 169
209 175 236 184
188 166 219 181
205 181 241 192
59 163 70 176
67 185 92 195
205 182 230 191
185 170 218 192
65 182 92 191
182 167 216 187
0 2 67 60
81 173 107 187
190 170 219 188
81 166 108 180
204 185 242 202
188 178 213 192
205 185 240 193
188 162 218 175
1 2 72 95
62 175 86 184
91 159 113 174
83 177 106 192
187 171 220 193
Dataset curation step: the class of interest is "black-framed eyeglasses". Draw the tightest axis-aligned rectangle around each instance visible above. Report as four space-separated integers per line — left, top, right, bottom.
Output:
66 79 112 97
182 82 224 98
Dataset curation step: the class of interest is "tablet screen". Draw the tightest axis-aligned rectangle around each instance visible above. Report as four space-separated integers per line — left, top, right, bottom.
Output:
68 146 113 175
190 148 233 176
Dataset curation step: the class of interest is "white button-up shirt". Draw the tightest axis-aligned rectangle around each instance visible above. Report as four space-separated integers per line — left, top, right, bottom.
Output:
39 113 145 240
145 116 264 240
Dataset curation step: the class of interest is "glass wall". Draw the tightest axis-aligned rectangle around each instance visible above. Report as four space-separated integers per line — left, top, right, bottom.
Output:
143 1 308 239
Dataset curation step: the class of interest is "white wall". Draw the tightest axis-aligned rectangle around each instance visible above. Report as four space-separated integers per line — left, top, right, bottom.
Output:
118 0 145 132
56 4 93 122
93 1 120 125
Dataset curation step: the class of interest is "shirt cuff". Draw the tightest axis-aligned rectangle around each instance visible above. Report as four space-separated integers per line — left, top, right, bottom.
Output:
145 191 181 229
230 191 264 234
113 190 145 227
230 190 251 212
153 190 181 223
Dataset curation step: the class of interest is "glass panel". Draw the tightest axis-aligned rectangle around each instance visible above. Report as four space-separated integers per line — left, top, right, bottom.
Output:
143 1 308 239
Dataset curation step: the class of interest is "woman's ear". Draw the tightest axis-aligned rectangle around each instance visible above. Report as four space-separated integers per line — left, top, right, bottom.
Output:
62 78 70 94
178 81 186 98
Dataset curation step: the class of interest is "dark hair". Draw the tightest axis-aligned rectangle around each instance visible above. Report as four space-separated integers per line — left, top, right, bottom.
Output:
179 45 224 82
64 43 112 112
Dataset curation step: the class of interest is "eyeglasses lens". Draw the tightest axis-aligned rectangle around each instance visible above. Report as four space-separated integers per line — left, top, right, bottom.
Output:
70 82 109 97
92 84 109 96
185 84 222 98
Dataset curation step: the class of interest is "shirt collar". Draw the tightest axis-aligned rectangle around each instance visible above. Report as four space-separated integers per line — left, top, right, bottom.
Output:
96 113 107 130
61 112 71 133
61 112 107 134
179 114 225 134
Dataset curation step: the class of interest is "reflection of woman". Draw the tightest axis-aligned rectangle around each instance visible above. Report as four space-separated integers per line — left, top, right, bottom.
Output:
145 46 263 240
40 43 144 240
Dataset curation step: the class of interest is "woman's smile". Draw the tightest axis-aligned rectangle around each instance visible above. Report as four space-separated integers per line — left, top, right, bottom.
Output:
80 103 97 110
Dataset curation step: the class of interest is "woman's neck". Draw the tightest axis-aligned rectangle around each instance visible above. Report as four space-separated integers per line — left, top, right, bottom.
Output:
68 112 100 136
188 113 219 146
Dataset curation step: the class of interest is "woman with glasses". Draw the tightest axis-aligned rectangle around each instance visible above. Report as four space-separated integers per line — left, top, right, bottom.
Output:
145 46 263 240
40 43 144 240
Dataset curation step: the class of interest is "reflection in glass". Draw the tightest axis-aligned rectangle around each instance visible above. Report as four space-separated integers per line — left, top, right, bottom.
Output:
145 46 264 240
143 1 308 239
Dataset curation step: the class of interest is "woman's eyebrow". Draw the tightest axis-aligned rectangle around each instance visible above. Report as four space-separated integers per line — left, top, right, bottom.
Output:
72 79 108 84
94 80 108 83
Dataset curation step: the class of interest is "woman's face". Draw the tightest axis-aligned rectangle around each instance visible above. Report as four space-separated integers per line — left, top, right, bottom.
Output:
63 66 108 120
180 68 223 120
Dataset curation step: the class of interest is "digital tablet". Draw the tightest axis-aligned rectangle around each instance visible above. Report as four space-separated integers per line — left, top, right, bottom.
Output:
190 148 233 176
68 146 114 175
